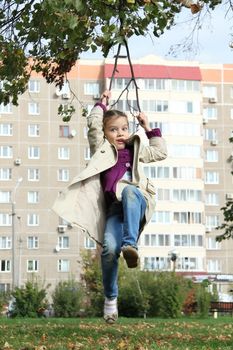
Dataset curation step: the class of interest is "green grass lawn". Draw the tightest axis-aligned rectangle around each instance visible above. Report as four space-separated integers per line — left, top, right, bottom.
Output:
0 316 232 350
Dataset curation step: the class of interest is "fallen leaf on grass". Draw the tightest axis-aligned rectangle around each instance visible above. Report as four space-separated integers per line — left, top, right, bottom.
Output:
2 342 13 350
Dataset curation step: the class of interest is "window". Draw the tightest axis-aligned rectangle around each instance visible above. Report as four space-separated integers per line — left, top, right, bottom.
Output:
113 99 138 112
111 78 135 90
58 147 70 160
142 100 168 113
206 237 220 250
84 82 100 96
28 168 40 181
207 259 220 272
173 212 202 224
203 86 217 98
172 79 200 92
84 237 96 249
143 79 167 90
83 126 88 139
177 257 198 270
144 166 169 179
151 211 171 224
84 147 91 161
28 80 40 93
205 150 218 162
205 171 219 184
0 237 11 249
0 191 11 203
58 259 70 272
0 283 10 292
27 260 39 272
174 234 203 247
173 167 196 179
28 146 40 159
168 145 200 158
0 260 10 272
0 168 12 180
27 236 39 249
204 128 217 141
206 215 219 228
0 103 12 114
59 125 70 137
58 236 69 249
27 214 39 226
187 101 193 113
27 191 39 203
230 108 233 120
144 257 169 271
203 107 217 120
143 234 170 246
157 189 170 201
0 213 11 226
172 189 202 202
28 102 40 115
0 123 12 136
58 169 69 182
0 146 13 158
28 124 40 137
205 193 219 206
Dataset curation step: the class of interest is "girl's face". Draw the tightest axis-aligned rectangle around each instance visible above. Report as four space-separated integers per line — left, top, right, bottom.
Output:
104 116 130 150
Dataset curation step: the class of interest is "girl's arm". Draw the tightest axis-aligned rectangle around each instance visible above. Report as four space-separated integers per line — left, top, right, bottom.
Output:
87 90 111 155
136 112 167 162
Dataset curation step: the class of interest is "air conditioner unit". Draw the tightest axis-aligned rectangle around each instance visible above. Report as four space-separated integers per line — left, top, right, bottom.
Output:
211 139 218 146
209 97 217 103
57 225 66 233
205 227 212 233
54 245 60 253
14 158 21 166
226 193 233 201
62 92 70 99
202 117 208 125
68 129 77 138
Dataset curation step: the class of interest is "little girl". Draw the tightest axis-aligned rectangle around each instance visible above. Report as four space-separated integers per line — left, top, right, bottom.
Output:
53 90 167 324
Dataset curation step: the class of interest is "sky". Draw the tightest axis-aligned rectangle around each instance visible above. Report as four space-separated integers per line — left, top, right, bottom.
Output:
82 3 233 64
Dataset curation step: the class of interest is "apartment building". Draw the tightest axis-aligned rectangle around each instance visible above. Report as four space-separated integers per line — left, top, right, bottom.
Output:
200 64 233 296
0 56 232 295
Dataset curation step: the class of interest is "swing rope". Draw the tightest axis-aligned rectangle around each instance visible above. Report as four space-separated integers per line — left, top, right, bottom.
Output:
108 41 141 132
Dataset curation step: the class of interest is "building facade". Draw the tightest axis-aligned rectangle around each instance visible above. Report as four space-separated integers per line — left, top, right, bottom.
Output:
0 56 232 295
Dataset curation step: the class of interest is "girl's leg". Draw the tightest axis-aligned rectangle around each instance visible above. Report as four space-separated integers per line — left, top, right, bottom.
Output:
101 213 123 299
121 185 146 248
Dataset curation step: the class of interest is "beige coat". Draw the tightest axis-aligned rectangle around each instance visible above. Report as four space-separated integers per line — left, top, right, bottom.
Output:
52 106 167 245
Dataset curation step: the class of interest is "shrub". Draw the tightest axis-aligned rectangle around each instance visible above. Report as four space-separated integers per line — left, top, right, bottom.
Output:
11 279 49 317
118 265 151 318
0 291 11 317
80 250 104 316
52 278 83 317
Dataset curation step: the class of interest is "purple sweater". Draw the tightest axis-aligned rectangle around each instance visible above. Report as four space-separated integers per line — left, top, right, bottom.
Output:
100 128 161 203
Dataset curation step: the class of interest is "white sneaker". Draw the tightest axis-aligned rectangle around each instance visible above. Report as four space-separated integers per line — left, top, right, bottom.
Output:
103 297 118 324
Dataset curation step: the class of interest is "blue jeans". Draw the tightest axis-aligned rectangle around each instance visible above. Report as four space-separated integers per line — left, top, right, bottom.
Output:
101 185 146 299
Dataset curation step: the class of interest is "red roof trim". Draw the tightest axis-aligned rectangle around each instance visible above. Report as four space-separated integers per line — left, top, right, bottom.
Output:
104 64 201 80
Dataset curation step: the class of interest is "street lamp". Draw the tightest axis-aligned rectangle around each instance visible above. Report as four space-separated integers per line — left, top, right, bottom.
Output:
11 177 23 289
168 249 179 272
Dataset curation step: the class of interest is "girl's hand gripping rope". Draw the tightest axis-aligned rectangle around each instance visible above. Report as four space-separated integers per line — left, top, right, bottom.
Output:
101 90 111 106
136 112 152 132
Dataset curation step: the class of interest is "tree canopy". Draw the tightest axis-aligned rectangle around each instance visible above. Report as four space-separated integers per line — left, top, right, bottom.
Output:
0 0 223 104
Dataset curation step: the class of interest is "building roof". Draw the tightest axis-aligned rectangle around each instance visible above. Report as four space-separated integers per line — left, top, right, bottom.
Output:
104 64 202 80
